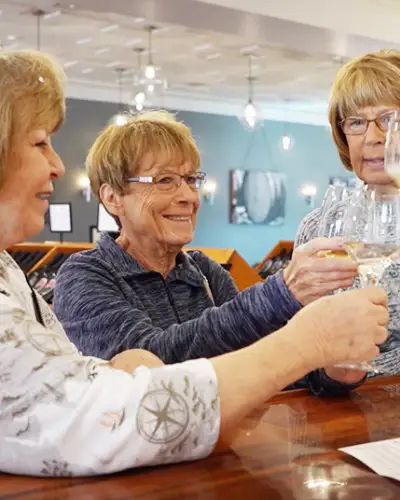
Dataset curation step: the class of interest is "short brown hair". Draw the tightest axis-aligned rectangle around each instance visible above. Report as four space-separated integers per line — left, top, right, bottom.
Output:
86 110 201 201
329 50 400 170
0 50 65 185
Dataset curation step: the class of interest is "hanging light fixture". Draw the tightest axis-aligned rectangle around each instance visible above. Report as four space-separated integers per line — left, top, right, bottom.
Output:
239 54 262 129
33 9 45 50
109 68 129 126
135 25 167 98
145 26 156 80
131 47 147 112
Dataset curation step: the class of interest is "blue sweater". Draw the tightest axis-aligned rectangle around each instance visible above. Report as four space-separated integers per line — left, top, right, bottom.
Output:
53 233 362 395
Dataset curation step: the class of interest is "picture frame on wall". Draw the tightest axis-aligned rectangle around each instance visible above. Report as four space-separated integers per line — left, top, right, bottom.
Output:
230 169 287 226
89 225 101 244
48 202 73 234
97 204 119 233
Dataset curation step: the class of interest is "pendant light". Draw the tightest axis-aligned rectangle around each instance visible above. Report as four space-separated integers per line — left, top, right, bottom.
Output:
33 9 44 50
131 47 147 112
109 68 129 126
239 54 262 129
135 25 167 98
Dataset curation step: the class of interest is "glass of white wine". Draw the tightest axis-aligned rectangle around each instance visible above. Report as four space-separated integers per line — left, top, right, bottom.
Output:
318 185 400 372
339 186 400 372
385 110 400 187
317 185 360 258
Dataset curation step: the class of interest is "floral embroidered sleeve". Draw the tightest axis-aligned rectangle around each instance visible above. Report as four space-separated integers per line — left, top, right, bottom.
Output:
0 254 220 477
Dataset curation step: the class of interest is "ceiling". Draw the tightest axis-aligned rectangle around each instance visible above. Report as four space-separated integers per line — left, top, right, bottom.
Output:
0 0 397 124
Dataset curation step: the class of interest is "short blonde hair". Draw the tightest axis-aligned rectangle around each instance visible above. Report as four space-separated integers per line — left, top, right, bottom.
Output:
0 50 65 185
329 50 400 170
86 110 201 200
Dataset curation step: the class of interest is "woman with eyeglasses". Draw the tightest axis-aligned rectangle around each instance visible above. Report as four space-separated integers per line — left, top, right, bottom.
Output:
0 50 389 476
55 111 367 393
295 50 400 373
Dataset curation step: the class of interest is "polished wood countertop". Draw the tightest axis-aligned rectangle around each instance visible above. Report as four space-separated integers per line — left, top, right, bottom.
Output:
1 375 400 499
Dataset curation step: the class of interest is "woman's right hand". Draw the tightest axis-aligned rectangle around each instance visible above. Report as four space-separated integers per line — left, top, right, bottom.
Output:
283 237 359 305
286 287 389 369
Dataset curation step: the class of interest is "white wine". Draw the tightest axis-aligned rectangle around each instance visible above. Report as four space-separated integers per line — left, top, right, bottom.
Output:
322 250 351 259
345 242 397 285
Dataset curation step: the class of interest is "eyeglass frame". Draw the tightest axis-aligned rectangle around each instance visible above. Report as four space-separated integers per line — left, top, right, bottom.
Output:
339 111 397 136
125 171 207 191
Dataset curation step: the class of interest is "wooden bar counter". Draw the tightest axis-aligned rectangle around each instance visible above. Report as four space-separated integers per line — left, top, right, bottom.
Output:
1 376 399 499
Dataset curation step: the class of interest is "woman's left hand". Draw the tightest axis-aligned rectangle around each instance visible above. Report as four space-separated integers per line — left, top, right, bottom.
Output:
283 237 359 306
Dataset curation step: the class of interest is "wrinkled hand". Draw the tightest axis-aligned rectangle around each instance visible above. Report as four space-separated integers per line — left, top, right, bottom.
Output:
286 287 389 370
283 238 359 305
110 349 164 374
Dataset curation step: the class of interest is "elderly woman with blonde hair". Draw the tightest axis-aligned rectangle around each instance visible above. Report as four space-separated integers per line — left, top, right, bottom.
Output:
0 50 388 476
295 49 400 374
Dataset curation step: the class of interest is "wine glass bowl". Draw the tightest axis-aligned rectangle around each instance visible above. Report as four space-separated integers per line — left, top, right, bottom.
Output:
385 110 400 187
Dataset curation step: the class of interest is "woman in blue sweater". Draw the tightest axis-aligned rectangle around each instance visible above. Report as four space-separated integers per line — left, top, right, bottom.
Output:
53 111 364 394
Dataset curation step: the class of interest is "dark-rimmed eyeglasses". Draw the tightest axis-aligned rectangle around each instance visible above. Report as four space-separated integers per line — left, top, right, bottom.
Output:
125 172 206 192
339 112 395 136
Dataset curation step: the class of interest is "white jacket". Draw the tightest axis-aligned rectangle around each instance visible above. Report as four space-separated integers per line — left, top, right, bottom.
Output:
0 252 220 477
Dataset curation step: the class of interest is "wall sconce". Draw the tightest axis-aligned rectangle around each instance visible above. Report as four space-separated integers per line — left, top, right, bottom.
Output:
202 178 217 205
300 183 317 208
77 173 92 203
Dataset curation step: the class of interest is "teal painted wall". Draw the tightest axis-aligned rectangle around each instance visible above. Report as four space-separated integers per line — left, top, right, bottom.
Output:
178 111 352 265
32 99 353 265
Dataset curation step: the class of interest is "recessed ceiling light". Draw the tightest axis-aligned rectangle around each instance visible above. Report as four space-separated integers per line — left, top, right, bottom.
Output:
240 45 260 54
63 60 79 68
105 60 122 68
124 38 142 47
134 17 145 23
7 35 16 41
69 4 75 8
82 68 93 74
193 43 213 52
44 10 61 20
95 47 110 55
206 52 221 60
153 27 170 34
101 24 119 33
76 37 92 45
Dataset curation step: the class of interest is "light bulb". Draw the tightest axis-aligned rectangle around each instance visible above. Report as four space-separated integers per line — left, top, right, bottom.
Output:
110 113 129 126
145 64 156 79
300 183 317 198
244 102 257 128
147 83 155 94
134 91 146 104
135 102 144 111
281 133 293 151
77 173 90 189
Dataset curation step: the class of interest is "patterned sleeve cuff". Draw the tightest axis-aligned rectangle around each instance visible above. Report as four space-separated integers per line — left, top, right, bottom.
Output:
307 369 367 397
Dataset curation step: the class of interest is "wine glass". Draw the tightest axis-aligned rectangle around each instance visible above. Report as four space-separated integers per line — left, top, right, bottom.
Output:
339 187 400 372
343 187 400 287
317 185 400 372
385 110 400 187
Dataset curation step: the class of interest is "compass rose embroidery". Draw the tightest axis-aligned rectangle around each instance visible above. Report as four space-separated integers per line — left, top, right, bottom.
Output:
136 388 189 444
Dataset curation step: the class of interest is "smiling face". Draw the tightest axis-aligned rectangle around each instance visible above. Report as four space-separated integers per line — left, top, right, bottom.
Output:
0 129 64 245
345 106 398 186
102 152 200 250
